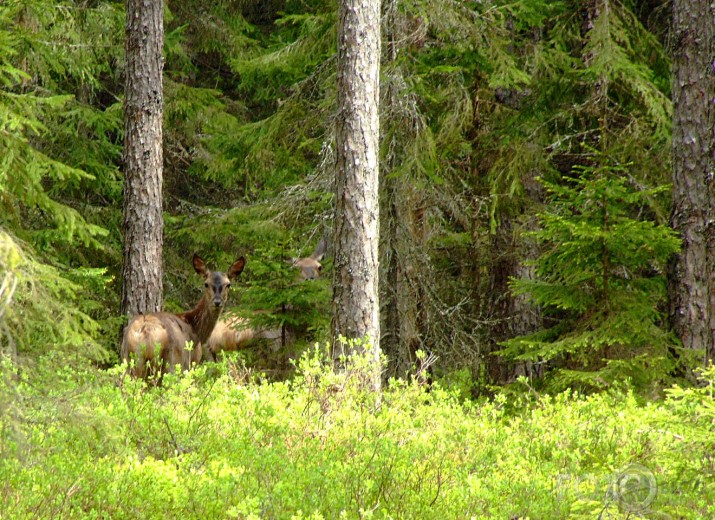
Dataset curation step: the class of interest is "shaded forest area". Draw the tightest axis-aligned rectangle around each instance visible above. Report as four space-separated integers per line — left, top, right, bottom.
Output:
0 0 693 393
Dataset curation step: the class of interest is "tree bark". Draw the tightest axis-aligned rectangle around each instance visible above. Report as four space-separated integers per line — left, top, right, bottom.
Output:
120 0 165 318
485 216 542 384
379 2 427 380
332 0 381 381
670 0 715 363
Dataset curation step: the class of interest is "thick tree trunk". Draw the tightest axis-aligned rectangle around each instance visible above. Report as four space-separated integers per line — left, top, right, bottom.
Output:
120 0 164 318
670 0 715 363
332 0 381 379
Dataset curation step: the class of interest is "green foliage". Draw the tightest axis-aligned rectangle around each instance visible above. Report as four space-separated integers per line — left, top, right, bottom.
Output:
1 350 713 518
163 1 335 197
0 1 122 359
500 157 681 390
0 0 684 393
1 0 123 249
475 0 672 235
664 364 715 502
0 230 108 361
0 74 108 250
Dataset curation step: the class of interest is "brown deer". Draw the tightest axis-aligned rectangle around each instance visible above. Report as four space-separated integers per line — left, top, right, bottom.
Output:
206 240 325 357
121 254 245 379
291 238 326 280
204 314 285 355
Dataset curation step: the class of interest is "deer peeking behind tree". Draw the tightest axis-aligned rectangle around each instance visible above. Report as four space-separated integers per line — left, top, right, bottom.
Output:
121 254 245 380
206 240 327 358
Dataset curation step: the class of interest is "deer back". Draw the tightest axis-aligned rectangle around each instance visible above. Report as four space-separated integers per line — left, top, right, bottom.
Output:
205 315 257 354
207 314 296 358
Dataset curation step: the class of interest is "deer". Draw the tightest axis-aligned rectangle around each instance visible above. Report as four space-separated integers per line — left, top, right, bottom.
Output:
120 254 245 380
291 239 326 280
205 240 326 358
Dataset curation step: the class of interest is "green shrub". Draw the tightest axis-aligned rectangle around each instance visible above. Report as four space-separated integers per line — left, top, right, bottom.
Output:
1 348 713 518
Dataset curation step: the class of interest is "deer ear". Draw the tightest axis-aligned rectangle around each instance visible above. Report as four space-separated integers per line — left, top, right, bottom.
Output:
228 257 246 279
193 254 208 275
311 238 327 261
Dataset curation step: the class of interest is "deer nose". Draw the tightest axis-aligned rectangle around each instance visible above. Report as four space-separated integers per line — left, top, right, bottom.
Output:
213 297 223 307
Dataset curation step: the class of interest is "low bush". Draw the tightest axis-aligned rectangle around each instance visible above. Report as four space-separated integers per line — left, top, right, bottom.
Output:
1 348 713 518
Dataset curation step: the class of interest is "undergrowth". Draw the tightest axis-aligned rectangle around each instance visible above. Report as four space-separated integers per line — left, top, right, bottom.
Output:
0 349 713 519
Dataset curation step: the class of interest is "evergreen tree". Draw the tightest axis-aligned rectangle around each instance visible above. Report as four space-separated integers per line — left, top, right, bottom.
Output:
500 157 680 390
0 0 121 359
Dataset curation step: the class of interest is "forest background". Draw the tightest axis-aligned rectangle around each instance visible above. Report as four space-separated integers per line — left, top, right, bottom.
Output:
1 0 688 391
2 0 715 517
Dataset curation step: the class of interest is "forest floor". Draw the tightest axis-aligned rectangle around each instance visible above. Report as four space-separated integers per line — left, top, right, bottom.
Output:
0 350 712 519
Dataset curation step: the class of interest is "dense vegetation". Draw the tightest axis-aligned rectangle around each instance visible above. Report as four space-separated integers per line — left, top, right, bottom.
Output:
2 351 715 518
0 0 680 386
2 0 713 517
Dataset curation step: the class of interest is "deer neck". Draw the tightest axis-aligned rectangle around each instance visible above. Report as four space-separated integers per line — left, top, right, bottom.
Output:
179 296 223 344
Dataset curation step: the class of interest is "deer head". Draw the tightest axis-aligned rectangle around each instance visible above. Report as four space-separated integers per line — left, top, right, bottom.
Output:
193 254 246 309
292 238 326 280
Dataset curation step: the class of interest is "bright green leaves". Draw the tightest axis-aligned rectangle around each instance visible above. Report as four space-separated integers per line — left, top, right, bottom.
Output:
3 351 715 517
0 230 107 360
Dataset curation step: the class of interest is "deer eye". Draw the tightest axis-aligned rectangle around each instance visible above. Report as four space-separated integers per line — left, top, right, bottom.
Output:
226 283 231 289
204 282 209 288
317 265 323 271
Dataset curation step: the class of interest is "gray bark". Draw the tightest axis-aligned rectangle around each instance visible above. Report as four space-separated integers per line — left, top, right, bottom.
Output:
120 0 164 318
670 0 715 363
332 0 381 378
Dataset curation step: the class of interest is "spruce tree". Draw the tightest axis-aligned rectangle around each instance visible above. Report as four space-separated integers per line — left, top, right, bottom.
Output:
500 156 680 390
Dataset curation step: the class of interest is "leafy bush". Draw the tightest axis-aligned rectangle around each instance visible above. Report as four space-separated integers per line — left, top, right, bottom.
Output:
0 348 713 518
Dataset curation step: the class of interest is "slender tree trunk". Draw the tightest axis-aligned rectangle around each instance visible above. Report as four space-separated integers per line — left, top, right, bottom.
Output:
380 1 425 380
670 0 715 363
380 173 428 379
381 170 402 373
332 0 381 383
120 0 164 318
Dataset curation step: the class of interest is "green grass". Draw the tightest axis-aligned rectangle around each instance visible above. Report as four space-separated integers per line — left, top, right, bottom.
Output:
1 349 713 519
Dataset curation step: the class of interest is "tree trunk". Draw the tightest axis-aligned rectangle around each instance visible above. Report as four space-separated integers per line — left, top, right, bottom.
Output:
485 215 542 384
380 174 428 380
332 0 381 382
379 2 426 381
670 0 715 363
120 0 164 318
